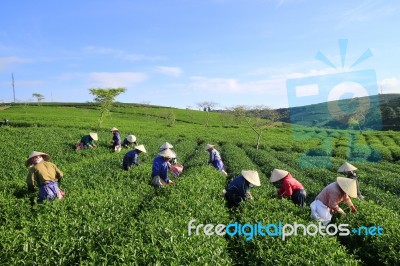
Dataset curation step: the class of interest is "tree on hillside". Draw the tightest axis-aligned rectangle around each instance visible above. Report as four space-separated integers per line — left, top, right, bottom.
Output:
348 104 369 133
196 101 219 127
89 87 126 128
32 93 45 104
228 105 247 125
245 105 280 150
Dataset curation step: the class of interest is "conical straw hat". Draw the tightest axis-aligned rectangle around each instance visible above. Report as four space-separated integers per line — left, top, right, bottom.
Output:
25 151 50 167
337 162 357 173
135 144 147 153
110 127 119 132
159 149 175 159
160 142 173 149
242 170 261 187
89 132 98 141
127 135 137 143
204 144 215 151
337 177 358 198
270 169 289 182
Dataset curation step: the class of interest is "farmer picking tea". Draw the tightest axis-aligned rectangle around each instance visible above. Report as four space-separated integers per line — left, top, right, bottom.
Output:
122 134 137 148
159 142 177 164
122 145 147 170
76 132 98 150
111 127 122 152
26 151 65 202
223 170 261 207
205 144 228 176
151 149 175 187
269 169 307 207
337 162 364 200
159 142 183 176
310 177 357 225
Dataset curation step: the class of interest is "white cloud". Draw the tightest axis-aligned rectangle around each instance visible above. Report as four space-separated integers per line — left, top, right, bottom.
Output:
380 77 400 94
87 72 147 87
0 56 33 70
155 66 182 77
82 46 162 61
188 76 286 95
286 68 346 79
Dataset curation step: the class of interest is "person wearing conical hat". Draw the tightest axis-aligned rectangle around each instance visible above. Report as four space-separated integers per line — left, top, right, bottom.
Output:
337 162 364 200
159 142 178 165
160 142 173 150
122 134 138 148
151 149 175 187
223 170 261 207
122 145 147 170
158 142 184 176
205 144 228 176
270 169 307 208
310 177 358 225
76 133 98 150
1 118 9 126
111 127 122 152
25 151 65 202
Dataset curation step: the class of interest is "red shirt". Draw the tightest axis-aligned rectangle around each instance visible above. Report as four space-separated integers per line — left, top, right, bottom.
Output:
277 173 304 197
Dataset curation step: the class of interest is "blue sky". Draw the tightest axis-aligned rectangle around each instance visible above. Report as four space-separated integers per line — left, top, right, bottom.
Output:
0 0 399 109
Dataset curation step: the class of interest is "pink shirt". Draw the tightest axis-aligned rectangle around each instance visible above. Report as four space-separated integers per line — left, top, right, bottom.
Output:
316 182 349 211
278 173 304 197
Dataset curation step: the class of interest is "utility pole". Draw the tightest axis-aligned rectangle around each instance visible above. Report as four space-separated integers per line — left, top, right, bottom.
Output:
11 73 16 102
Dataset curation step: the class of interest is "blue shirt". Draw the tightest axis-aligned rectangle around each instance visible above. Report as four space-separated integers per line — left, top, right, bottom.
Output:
151 156 169 183
122 137 134 147
123 149 139 168
81 135 95 147
208 149 222 163
226 175 250 199
113 132 121 145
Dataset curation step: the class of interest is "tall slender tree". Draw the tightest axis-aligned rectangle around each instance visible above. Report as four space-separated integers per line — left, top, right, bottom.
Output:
89 87 126 128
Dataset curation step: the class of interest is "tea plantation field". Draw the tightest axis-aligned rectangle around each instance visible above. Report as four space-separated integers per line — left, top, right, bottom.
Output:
1 105 399 265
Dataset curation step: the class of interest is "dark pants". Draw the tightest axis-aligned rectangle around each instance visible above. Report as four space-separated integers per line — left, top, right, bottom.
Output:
291 189 306 207
225 192 244 207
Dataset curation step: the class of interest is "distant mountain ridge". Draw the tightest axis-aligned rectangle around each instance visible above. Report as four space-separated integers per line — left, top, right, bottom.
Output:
275 93 400 131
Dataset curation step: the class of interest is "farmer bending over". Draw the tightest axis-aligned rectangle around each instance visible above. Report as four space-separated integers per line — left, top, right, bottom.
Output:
310 177 357 225
122 134 137 148
223 170 261 207
26 151 65 202
337 162 364 200
151 149 175 187
205 144 228 176
270 169 307 207
122 145 147 170
76 132 98 150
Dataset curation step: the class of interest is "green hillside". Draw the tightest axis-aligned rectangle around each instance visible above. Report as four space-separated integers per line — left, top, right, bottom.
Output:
1 104 399 265
276 94 400 131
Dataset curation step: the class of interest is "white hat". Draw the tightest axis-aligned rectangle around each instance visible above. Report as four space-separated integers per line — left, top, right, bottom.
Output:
160 142 173 149
205 144 215 151
242 170 261 187
25 151 50 167
270 169 289 182
159 149 175 159
110 127 119 132
337 177 358 198
337 162 357 173
135 144 147 153
89 132 98 141
127 135 137 143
